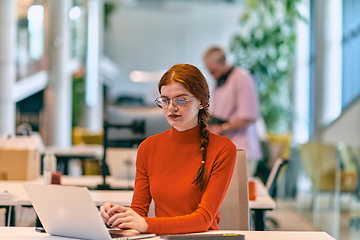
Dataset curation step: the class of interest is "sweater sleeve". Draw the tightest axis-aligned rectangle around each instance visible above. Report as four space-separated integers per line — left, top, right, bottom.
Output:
130 140 152 217
144 140 237 234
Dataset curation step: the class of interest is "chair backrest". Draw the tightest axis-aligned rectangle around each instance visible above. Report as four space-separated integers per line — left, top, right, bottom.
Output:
266 132 291 168
337 142 359 193
219 149 249 230
106 147 137 180
300 142 357 192
265 158 288 197
338 142 358 172
353 147 360 198
300 142 337 191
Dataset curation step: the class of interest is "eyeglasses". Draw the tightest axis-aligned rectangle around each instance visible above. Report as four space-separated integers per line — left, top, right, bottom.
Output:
155 96 195 109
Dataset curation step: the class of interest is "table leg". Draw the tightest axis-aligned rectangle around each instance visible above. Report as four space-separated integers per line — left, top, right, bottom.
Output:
36 216 43 227
253 209 266 231
56 157 69 175
5 206 16 226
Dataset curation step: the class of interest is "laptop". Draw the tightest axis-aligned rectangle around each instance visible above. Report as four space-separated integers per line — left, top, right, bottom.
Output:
23 183 156 240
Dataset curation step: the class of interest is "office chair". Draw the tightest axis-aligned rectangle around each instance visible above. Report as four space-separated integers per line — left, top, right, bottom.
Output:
337 142 360 200
98 120 145 190
355 147 360 200
255 133 291 187
219 149 249 230
300 142 357 209
265 158 289 229
266 158 289 196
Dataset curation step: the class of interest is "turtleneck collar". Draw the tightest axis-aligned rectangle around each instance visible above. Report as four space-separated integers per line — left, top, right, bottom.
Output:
170 125 201 144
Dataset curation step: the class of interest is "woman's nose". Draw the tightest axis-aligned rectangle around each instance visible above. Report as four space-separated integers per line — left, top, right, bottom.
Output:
167 100 178 111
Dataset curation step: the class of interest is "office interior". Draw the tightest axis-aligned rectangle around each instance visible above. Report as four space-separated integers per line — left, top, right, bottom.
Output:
0 0 359 239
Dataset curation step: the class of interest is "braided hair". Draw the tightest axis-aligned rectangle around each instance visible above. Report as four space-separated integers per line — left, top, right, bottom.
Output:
158 64 210 190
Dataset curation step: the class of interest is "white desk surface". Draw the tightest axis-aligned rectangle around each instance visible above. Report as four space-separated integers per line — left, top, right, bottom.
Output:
0 227 335 240
0 176 275 210
43 144 103 159
0 176 133 206
249 177 276 210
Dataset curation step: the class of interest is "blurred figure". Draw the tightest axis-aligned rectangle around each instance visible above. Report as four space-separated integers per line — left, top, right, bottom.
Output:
203 46 262 176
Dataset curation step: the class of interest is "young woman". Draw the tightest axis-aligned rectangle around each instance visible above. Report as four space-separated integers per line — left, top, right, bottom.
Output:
100 64 237 235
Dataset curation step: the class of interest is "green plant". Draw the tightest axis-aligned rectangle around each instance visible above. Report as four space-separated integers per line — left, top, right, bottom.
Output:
72 72 85 127
230 0 306 132
104 2 117 29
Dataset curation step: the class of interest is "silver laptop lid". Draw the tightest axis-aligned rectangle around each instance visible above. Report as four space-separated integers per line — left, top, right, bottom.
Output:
24 183 112 240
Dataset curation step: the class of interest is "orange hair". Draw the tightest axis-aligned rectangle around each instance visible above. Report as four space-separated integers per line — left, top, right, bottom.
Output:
158 64 210 190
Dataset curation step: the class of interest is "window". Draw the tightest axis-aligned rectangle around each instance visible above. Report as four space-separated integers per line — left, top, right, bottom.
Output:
309 0 316 139
342 0 360 109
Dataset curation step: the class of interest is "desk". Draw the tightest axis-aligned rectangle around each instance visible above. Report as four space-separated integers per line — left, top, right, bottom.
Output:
0 227 335 240
0 176 133 203
42 145 103 175
249 178 276 231
0 176 133 226
1 177 273 230
44 145 103 159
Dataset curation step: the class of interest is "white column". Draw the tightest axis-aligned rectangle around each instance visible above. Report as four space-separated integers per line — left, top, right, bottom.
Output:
292 0 310 144
313 0 326 141
313 0 343 140
84 0 103 134
322 0 342 126
321 3 342 240
48 0 72 147
0 0 16 136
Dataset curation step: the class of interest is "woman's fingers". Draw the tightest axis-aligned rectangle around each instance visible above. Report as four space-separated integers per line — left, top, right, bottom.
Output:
100 202 122 224
103 202 114 212
107 212 127 226
107 205 128 215
118 217 134 230
106 208 148 233
111 215 134 229
99 205 110 222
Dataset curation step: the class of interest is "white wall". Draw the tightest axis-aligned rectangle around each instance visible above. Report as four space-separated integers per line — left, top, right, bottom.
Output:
104 2 243 104
323 100 360 146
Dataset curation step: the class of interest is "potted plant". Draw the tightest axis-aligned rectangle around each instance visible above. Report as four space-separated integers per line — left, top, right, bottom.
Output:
230 0 306 132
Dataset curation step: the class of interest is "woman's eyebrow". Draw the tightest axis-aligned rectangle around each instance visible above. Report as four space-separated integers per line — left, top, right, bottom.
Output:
160 93 188 98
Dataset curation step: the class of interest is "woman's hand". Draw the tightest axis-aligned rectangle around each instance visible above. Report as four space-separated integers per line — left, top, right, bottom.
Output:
99 202 115 224
100 202 148 233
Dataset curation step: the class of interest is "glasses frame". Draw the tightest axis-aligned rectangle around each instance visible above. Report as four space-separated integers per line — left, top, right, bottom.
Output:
155 96 195 109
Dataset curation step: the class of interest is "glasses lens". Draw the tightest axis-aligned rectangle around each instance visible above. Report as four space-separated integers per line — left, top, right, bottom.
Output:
155 97 171 109
174 97 187 108
155 97 163 108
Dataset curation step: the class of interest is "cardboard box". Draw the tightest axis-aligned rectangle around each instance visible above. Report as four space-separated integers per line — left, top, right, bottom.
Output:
0 136 40 180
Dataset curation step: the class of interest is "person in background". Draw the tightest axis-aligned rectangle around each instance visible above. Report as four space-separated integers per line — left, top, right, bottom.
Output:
203 46 262 177
100 64 237 235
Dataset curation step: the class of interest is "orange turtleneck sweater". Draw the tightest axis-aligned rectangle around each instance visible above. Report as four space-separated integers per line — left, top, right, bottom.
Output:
130 125 237 235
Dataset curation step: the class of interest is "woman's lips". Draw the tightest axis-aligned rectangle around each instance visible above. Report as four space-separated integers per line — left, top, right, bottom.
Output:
168 114 181 120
